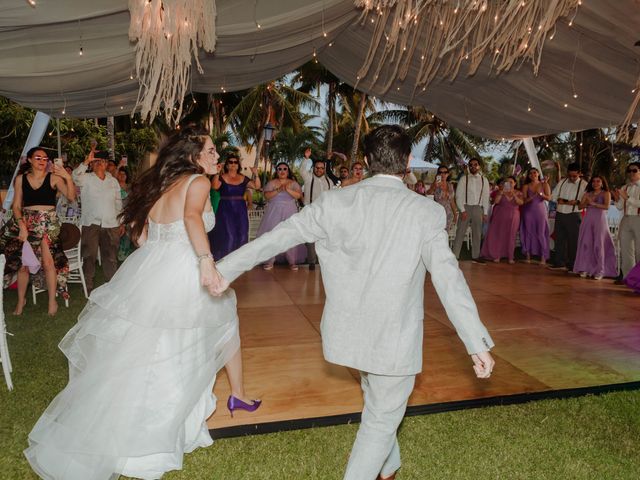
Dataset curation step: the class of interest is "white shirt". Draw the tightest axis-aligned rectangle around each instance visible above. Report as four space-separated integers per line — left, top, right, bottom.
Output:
551 178 588 214
218 175 494 375
72 164 122 228
616 180 640 216
299 157 334 205
455 173 490 215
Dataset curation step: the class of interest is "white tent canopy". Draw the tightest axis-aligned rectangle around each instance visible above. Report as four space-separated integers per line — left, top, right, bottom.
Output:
1 0 639 139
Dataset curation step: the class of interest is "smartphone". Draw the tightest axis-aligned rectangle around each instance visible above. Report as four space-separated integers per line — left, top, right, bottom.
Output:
503 182 512 192
54 158 64 168
435 175 442 183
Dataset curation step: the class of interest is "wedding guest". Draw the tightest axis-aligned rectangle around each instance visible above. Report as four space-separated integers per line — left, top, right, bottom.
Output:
414 180 427 196
209 155 260 260
117 167 133 261
427 165 457 231
72 148 123 293
520 168 551 264
453 158 490 263
215 125 495 480
613 161 640 282
341 162 366 187
300 150 336 269
624 261 640 292
257 162 306 270
481 176 523 263
548 162 588 272
106 159 118 177
339 165 350 183
56 164 79 219
0 147 75 315
573 176 617 280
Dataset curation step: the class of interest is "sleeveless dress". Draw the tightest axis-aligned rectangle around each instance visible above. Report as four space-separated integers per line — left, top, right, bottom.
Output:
573 192 618 277
481 193 521 261
209 176 250 260
432 183 456 231
25 175 240 480
519 185 550 260
256 180 306 266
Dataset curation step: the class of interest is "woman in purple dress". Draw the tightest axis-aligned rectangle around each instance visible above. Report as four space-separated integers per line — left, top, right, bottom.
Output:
573 176 617 280
624 261 640 293
426 165 457 231
257 162 306 270
520 168 551 264
481 176 523 263
209 155 260 260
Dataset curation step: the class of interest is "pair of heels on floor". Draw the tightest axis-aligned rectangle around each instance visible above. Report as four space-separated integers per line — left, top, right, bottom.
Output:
226 395 262 417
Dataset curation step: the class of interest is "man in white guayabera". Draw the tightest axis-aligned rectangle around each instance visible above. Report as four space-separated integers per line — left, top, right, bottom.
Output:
214 125 495 480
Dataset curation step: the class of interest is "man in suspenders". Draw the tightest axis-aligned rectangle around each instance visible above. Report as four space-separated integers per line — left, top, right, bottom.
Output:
300 147 336 269
453 158 490 263
613 161 640 281
549 162 588 272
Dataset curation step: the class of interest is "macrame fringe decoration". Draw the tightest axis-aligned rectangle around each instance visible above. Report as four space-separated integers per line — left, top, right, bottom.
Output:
128 0 216 124
618 74 640 146
354 0 581 95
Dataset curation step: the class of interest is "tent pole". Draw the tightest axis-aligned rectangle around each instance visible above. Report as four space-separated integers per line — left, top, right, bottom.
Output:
57 118 62 158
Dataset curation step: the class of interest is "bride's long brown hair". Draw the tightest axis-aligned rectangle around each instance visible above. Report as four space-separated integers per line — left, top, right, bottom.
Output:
120 126 209 241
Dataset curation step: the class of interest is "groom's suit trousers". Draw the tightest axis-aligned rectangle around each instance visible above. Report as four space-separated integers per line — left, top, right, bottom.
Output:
343 372 416 480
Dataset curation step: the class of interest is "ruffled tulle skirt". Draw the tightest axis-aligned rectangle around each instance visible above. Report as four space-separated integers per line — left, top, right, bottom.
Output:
24 238 240 479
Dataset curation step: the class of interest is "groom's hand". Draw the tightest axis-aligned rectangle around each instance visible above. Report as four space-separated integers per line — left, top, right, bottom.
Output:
471 351 494 379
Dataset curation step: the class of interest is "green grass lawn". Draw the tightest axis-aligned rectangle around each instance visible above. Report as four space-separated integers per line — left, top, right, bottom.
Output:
1 281 639 479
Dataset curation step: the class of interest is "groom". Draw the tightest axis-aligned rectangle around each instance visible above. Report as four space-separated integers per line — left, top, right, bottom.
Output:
215 125 495 480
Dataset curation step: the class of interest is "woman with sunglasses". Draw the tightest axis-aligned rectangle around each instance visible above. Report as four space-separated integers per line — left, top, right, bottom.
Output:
209 155 260 260
520 168 551 264
427 166 458 231
0 147 75 315
256 162 306 270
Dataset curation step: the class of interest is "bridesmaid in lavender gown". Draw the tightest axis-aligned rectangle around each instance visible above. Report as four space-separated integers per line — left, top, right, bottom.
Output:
209 155 260 260
257 162 306 270
624 261 640 293
520 168 551 264
481 177 524 263
573 176 617 280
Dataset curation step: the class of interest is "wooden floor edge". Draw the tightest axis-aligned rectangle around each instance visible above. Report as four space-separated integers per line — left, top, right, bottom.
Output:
210 381 640 439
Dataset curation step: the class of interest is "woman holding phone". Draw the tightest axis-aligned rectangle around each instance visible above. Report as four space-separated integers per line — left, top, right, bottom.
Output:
427 166 457 231
0 147 76 315
481 176 523 263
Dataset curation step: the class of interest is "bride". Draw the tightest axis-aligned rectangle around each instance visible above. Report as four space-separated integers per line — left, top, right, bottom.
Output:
25 127 243 479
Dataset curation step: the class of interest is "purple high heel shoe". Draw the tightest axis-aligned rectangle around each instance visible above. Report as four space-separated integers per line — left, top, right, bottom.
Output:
227 395 262 417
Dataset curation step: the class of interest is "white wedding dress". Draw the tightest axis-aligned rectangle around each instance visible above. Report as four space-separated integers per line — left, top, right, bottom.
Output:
25 178 240 479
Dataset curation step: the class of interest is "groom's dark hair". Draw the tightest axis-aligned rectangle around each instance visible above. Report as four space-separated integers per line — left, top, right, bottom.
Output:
364 125 412 176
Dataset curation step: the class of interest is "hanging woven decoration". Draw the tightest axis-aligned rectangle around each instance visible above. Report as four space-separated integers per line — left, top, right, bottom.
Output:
353 0 581 94
128 0 216 124
619 75 640 146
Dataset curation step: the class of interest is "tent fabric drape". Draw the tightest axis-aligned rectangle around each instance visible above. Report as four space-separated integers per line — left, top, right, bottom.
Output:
0 0 638 140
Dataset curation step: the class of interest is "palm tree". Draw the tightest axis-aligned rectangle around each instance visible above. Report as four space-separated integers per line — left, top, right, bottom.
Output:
333 89 377 164
224 80 319 168
370 106 481 166
269 116 323 165
293 61 342 158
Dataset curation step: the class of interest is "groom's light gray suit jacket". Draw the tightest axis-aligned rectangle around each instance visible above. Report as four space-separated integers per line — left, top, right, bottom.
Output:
217 175 494 376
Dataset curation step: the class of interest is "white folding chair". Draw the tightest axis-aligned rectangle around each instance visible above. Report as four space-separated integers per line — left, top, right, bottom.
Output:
0 254 14 390
248 209 265 241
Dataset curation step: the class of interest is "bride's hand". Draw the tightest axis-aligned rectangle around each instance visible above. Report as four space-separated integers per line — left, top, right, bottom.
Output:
200 258 229 296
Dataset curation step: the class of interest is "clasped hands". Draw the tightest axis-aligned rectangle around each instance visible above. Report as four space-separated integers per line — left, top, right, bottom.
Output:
199 259 230 297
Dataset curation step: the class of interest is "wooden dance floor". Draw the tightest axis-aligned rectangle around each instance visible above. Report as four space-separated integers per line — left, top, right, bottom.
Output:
207 263 640 433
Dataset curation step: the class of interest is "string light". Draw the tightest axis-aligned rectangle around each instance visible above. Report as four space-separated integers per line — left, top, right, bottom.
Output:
26 0 36 8
79 46 83 56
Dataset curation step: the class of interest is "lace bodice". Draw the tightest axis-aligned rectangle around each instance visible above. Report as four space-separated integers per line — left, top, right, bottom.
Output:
147 210 215 243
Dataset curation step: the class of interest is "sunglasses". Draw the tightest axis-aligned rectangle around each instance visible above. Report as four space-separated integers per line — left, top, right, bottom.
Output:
628 168 639 173
277 167 289 171
226 161 239 165
438 171 448 174
33 155 49 161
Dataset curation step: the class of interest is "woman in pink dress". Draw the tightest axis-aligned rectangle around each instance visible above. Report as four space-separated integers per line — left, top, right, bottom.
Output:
520 168 551 264
481 176 524 263
573 175 617 280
